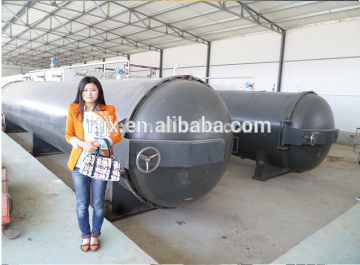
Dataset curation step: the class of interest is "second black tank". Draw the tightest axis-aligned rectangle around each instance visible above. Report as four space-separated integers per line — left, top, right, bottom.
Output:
216 90 339 180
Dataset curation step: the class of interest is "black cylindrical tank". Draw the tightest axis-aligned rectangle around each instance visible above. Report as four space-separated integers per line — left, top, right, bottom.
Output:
2 76 233 208
216 90 339 180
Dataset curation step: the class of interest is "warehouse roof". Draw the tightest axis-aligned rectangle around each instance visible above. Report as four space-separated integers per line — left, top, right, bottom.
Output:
2 1 360 68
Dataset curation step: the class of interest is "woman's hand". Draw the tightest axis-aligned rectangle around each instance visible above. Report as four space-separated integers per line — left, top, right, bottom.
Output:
78 140 101 152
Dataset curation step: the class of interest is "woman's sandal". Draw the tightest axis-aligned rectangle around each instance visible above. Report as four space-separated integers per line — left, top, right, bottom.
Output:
90 233 100 251
81 235 91 252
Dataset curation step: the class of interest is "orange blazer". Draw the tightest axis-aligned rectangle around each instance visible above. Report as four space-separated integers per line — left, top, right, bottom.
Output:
65 103 122 171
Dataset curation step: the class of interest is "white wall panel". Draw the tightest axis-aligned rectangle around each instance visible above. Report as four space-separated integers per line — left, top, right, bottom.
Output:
282 19 360 133
129 51 160 78
130 51 160 67
85 59 105 72
284 20 360 60
63 56 129 72
66 57 129 75
163 44 207 69
209 63 279 91
2 64 39 76
319 95 358 133
211 32 282 64
281 58 360 95
162 67 206 79
159 33 281 90
106 56 128 62
207 33 282 91
282 59 360 132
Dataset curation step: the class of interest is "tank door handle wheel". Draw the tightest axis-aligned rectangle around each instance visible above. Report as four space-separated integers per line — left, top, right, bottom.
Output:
136 147 161 173
310 131 319 146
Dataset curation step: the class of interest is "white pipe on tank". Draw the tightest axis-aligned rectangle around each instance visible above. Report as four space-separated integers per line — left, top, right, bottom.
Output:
29 60 131 79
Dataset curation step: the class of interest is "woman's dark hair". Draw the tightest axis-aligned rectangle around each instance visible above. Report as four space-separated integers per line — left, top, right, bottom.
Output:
73 76 106 121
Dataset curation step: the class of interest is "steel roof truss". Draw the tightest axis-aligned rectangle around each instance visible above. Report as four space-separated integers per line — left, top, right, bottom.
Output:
111 1 210 45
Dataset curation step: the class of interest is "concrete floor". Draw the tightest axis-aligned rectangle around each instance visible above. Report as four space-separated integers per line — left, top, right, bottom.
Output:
2 132 157 264
5 132 360 263
274 202 360 263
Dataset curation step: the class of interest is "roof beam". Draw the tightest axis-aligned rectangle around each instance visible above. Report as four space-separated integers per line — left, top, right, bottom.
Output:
259 1 320 14
2 1 73 46
168 3 360 41
3 1 185 59
204 1 284 34
104 1 197 40
53 14 70 34
45 4 161 50
1 6 65 56
3 28 129 62
2 4 27 26
2 22 134 57
2 1 33 31
91 26 107 41
120 2 246 42
111 1 210 45
4 0 358 67
273 4 360 23
131 9 148 29
93 1 107 19
2 0 108 49
120 1 299 41
2 4 161 58
126 1 283 45
180 1 355 39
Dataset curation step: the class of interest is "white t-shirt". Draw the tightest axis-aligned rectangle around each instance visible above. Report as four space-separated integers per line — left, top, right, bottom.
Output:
83 111 110 148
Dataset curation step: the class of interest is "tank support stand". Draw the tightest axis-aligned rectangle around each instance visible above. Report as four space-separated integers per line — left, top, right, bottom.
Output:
253 151 291 181
32 133 63 156
4 118 27 133
105 181 155 221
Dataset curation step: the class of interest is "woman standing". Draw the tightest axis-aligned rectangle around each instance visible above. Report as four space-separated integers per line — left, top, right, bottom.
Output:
65 76 121 252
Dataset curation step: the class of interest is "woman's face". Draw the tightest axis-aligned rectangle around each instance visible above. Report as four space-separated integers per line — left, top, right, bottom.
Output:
82 82 99 104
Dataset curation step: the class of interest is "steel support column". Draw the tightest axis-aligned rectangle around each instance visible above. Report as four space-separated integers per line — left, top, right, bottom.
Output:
159 49 163 78
277 31 286 92
206 42 211 84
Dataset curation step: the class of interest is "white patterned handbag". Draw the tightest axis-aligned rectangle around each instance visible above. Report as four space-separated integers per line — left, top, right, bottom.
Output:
79 139 121 181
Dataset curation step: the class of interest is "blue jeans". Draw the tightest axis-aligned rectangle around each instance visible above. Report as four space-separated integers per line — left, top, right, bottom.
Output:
71 167 107 237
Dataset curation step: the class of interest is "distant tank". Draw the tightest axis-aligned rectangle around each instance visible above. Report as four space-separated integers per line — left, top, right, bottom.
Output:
217 90 339 180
